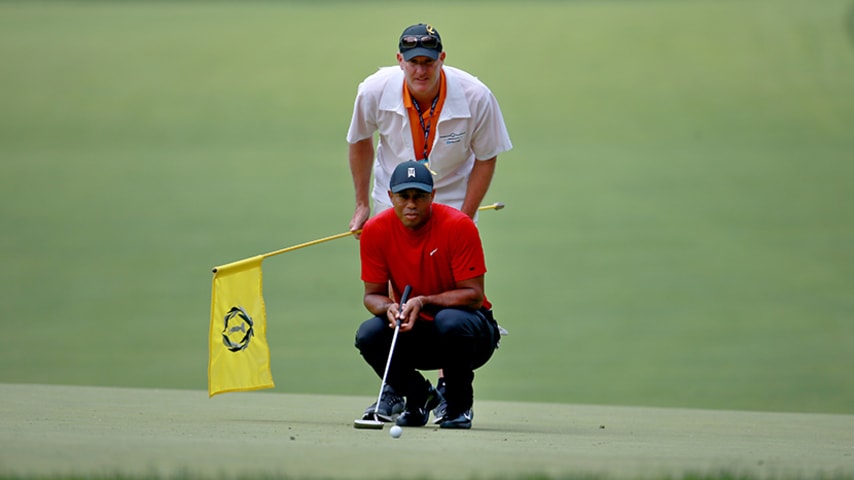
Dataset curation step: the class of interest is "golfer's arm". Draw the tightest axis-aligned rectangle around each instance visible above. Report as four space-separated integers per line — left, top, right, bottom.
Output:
460 157 496 219
363 281 393 316
416 276 485 311
349 138 375 209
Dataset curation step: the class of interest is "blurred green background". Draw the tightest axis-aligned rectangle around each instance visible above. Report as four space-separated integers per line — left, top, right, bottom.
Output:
1 0 852 415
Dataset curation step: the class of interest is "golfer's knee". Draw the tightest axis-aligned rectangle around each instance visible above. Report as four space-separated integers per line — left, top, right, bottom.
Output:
354 316 387 351
433 309 476 337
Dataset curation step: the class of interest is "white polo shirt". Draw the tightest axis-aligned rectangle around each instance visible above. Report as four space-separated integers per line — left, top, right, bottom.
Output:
347 66 512 213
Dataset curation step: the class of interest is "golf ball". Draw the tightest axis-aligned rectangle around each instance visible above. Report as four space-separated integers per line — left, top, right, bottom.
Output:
389 425 402 438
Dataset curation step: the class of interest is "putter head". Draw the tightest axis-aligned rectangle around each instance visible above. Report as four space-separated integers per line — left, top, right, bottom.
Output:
353 415 385 430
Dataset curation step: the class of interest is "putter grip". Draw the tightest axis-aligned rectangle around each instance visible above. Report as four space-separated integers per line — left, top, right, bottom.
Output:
396 285 412 327
399 285 412 305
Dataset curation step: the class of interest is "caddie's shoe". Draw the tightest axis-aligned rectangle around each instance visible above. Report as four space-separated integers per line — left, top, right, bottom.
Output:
439 408 473 429
362 384 404 422
396 381 443 427
432 378 448 424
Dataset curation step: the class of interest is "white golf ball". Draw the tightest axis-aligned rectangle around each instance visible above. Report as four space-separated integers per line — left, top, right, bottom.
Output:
389 425 402 438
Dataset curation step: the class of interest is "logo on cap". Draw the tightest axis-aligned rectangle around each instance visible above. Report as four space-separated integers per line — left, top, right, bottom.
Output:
408 168 416 178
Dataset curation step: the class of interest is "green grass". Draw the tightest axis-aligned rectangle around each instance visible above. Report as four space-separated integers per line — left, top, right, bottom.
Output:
2 384 853 480
1 0 853 424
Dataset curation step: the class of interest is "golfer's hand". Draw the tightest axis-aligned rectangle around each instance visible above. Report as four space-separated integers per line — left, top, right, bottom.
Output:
386 303 401 329
396 297 423 332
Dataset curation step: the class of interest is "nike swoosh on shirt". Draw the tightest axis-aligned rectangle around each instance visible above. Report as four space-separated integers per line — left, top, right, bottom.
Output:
430 248 439 256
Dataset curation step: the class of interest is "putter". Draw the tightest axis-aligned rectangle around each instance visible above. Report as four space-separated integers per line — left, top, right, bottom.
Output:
353 285 412 430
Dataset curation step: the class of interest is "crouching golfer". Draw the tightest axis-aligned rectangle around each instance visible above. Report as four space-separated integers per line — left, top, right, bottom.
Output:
354 161 500 429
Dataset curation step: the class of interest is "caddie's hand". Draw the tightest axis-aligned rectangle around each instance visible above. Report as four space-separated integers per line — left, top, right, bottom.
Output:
349 204 371 240
397 297 423 332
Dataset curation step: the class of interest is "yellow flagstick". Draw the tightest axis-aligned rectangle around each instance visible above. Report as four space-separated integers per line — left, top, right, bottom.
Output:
212 202 505 272
261 231 356 260
211 231 355 273
479 201 505 211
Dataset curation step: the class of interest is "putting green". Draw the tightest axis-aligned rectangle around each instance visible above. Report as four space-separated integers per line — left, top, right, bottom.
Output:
1 384 851 479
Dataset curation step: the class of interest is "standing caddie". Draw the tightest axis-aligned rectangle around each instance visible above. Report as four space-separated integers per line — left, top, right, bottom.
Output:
347 22 512 227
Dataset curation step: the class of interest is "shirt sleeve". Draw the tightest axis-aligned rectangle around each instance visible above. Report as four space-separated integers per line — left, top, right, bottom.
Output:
450 216 488 282
346 76 380 144
470 90 513 161
359 219 389 284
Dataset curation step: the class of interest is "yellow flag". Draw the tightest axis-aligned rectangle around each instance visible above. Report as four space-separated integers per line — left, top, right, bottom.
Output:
208 255 275 397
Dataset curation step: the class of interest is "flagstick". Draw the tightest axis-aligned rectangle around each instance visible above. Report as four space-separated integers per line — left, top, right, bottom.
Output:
212 202 506 271
479 202 504 211
261 231 358 259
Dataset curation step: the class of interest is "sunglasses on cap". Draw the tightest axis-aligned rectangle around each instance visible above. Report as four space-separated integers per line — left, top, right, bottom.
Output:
401 35 441 49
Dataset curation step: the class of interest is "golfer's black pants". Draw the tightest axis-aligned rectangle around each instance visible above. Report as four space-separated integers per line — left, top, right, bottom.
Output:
354 308 498 413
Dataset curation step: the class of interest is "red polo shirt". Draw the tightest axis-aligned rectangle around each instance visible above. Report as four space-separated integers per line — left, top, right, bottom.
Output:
360 203 491 318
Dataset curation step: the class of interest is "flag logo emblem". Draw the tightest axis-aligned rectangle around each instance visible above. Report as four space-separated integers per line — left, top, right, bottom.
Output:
222 306 254 352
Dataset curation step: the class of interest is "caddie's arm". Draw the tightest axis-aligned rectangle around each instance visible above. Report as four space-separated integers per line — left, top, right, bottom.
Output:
349 138 375 238
460 157 496 219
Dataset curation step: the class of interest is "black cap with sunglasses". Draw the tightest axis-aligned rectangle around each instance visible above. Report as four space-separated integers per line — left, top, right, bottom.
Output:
399 24 443 61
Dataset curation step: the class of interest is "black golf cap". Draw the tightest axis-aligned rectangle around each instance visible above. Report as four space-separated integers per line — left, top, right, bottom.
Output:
389 161 434 193
399 23 443 61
